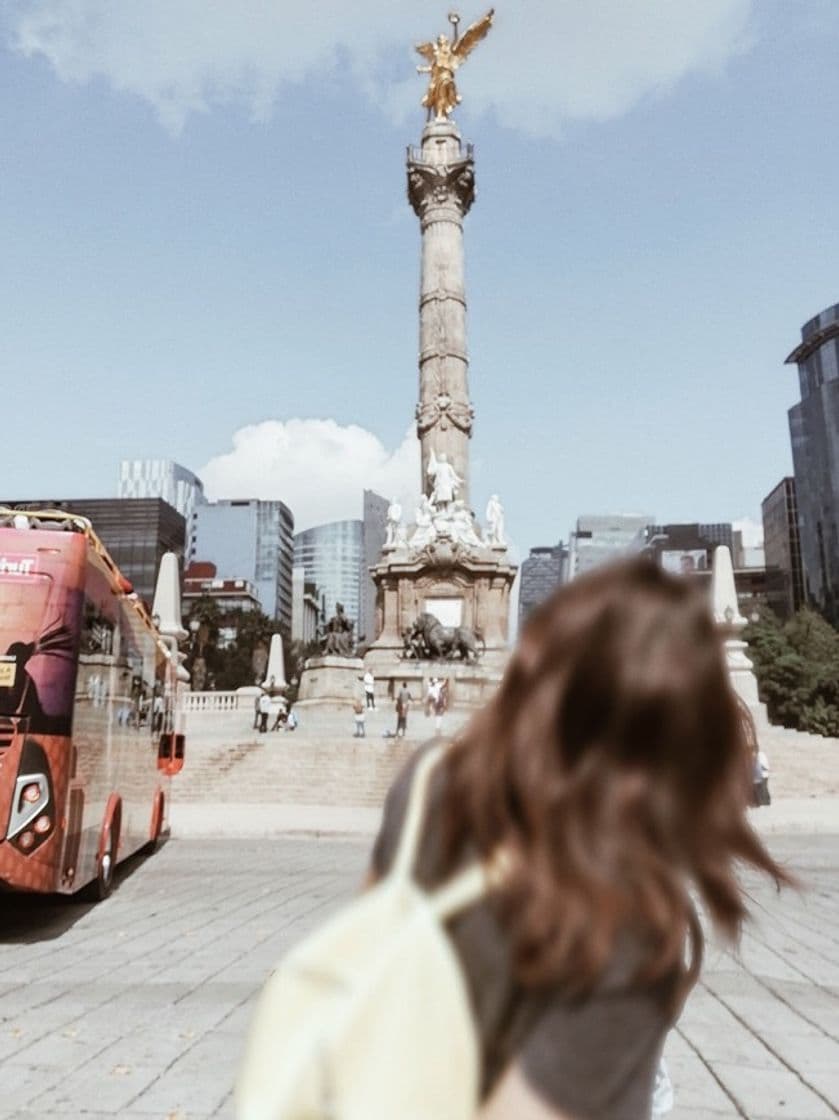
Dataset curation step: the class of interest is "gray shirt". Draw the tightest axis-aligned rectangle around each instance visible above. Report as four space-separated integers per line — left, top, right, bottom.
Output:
371 745 677 1120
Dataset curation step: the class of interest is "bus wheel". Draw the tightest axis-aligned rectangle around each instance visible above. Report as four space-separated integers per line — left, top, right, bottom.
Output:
85 806 120 901
146 790 165 853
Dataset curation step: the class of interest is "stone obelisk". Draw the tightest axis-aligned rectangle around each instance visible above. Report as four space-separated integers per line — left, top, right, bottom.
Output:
409 120 476 505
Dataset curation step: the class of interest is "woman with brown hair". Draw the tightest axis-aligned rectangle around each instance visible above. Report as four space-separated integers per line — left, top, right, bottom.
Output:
370 557 789 1119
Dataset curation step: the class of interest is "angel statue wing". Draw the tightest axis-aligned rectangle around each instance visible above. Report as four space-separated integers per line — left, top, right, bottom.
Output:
415 40 436 62
453 8 495 59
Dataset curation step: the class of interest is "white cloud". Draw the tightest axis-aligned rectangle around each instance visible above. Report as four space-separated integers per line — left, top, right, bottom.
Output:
9 0 754 137
198 418 419 532
733 516 763 549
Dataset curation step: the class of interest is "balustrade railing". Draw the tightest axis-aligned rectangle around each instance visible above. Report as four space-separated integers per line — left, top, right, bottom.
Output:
181 691 243 713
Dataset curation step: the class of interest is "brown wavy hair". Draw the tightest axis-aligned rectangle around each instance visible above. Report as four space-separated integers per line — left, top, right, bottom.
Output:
442 557 790 1008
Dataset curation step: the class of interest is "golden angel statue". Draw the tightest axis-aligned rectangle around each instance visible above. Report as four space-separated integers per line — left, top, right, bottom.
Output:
416 9 494 121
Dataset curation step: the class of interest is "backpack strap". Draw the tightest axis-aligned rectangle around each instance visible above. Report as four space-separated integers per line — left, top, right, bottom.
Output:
392 742 446 882
431 848 511 922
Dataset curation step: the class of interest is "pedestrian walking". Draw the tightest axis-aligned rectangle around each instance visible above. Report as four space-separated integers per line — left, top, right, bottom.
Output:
395 681 413 738
425 677 441 718
367 558 791 1118
363 669 376 710
353 698 366 738
433 677 448 734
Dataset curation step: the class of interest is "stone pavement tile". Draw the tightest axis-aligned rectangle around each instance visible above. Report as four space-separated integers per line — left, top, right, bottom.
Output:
0 1060 67 1111
10 1026 110 1070
766 981 839 1039
663 1032 737 1113
6 1113 212 1120
26 1061 161 1114
711 1061 836 1119
677 993 779 1070
670 1111 735 1119
665 1055 736 1113
803 1068 839 1112
122 1059 229 1117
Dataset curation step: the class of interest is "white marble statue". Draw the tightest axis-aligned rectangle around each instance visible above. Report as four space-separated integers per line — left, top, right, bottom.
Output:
384 497 403 549
485 493 506 548
409 494 437 549
427 449 462 508
449 500 483 548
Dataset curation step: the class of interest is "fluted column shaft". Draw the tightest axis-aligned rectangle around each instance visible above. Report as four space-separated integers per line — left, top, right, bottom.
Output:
407 119 475 508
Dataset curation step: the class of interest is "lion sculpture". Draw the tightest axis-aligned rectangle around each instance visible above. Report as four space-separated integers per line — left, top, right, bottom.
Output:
403 612 485 662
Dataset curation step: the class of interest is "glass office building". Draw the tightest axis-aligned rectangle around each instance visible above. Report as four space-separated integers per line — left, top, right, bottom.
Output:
785 302 839 620
193 500 294 630
118 459 205 564
567 514 651 578
762 477 805 618
518 544 568 624
361 490 389 643
294 520 364 631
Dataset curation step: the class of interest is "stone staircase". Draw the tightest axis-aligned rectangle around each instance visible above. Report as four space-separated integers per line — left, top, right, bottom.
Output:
174 706 471 809
171 708 838 812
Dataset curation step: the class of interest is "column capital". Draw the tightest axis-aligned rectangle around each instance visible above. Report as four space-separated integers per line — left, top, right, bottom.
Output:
406 153 475 219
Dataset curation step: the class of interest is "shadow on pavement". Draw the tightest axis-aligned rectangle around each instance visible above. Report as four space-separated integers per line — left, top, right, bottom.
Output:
0 838 168 944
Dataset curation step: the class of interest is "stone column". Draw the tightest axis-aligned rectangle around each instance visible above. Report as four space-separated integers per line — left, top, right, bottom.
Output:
407 119 475 507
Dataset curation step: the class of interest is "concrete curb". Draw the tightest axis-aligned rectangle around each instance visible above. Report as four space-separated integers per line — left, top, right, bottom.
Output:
748 797 839 835
169 802 383 838
169 797 839 839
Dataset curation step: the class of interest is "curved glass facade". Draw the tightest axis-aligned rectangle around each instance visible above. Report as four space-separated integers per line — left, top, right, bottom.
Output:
294 520 364 632
786 302 839 620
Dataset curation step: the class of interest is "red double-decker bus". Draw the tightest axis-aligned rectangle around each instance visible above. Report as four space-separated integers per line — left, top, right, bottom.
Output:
0 508 184 899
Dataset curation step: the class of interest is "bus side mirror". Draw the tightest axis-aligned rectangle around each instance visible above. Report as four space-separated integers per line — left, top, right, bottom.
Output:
158 732 185 776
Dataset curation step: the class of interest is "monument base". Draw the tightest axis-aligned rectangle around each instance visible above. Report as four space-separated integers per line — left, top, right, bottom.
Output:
363 648 505 709
295 656 365 707
366 542 516 708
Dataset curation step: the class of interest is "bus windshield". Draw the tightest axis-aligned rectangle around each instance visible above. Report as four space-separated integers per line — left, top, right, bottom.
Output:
0 572 80 736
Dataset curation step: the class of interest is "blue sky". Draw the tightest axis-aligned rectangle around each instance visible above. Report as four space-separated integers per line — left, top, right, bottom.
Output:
2 1 838 552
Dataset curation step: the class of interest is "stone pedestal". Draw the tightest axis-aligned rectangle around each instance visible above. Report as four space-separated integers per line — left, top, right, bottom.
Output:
295 656 364 707
366 538 515 705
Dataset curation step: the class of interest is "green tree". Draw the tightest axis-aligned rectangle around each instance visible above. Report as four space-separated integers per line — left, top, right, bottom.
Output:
745 605 839 736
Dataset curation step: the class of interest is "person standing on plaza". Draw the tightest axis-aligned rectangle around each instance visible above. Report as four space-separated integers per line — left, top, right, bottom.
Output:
369 558 790 1119
353 698 366 738
395 681 413 738
434 677 448 734
425 677 441 718
257 691 270 734
363 669 376 710
752 744 771 806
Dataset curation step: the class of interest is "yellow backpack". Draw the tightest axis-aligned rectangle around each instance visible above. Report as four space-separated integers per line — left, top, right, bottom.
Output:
236 744 491 1120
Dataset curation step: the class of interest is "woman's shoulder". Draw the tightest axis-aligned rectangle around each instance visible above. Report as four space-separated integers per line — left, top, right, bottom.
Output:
370 739 450 881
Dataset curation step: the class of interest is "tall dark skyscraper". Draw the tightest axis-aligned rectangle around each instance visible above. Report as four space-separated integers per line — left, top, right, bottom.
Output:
762 477 805 617
785 302 839 620
519 544 568 624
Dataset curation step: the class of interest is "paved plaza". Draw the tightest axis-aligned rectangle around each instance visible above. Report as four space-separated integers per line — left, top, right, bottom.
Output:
0 834 837 1120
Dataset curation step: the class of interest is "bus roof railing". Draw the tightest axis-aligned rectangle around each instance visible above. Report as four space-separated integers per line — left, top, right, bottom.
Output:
0 506 161 640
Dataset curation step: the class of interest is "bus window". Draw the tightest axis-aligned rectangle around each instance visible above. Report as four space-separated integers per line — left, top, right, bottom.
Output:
0 572 80 737
77 574 117 712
